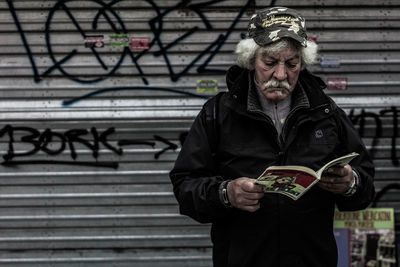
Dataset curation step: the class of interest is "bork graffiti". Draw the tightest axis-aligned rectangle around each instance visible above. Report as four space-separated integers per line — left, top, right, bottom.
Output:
0 106 398 169
0 125 177 169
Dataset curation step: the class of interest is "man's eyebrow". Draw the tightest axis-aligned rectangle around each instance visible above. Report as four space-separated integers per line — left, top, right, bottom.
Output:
261 52 300 61
261 51 273 59
286 56 301 62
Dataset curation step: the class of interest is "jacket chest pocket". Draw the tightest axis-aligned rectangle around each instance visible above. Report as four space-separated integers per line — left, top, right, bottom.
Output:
287 120 341 166
294 118 340 146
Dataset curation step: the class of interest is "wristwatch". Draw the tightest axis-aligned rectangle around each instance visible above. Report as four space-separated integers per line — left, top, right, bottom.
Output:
344 170 359 197
219 180 232 208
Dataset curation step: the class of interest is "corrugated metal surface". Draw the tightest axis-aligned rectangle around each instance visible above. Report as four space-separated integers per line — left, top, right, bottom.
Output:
0 0 399 265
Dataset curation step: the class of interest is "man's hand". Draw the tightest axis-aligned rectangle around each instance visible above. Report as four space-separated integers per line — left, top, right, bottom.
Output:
318 164 354 195
227 177 265 212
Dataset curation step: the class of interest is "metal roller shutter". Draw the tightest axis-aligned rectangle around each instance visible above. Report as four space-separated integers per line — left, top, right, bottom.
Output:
0 0 399 266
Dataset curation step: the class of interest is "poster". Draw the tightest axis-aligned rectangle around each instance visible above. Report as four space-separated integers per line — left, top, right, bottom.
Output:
334 208 397 267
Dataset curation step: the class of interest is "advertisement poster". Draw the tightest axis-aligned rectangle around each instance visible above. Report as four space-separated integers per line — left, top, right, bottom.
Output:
334 208 397 267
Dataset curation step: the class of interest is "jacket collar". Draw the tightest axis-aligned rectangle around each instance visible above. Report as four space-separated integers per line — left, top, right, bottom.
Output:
225 65 249 106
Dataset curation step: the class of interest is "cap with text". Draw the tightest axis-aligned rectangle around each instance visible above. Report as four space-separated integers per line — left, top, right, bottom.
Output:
248 7 308 47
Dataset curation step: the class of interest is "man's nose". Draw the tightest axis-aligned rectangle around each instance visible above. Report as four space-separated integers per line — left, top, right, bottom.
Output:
273 63 287 81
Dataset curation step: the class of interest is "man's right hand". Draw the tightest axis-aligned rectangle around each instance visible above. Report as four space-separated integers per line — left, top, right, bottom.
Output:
227 177 265 212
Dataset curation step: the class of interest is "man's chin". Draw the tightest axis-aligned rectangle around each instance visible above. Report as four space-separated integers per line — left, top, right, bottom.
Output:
265 90 290 102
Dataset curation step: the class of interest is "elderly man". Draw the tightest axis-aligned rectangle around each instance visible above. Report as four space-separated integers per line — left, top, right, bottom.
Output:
170 6 375 267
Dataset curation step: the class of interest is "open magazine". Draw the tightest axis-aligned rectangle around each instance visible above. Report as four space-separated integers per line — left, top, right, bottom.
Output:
255 152 359 200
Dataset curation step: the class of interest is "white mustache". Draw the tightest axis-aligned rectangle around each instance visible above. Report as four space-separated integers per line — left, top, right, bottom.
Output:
264 79 290 89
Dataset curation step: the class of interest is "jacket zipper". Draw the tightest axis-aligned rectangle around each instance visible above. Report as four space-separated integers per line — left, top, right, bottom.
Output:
280 103 309 147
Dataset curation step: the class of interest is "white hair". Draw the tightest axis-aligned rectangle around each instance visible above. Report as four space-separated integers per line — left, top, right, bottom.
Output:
235 38 318 70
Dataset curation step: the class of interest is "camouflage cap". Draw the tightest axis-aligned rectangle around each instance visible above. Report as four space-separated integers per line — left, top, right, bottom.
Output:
248 7 307 47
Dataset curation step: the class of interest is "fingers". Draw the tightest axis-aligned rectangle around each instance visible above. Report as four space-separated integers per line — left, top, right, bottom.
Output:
319 164 354 194
324 164 351 177
227 177 265 212
320 175 349 185
241 179 265 193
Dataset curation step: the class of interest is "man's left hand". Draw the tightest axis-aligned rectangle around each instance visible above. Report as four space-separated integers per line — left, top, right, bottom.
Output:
318 164 354 195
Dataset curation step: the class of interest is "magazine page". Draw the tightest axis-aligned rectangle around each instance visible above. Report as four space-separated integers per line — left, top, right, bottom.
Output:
255 168 319 200
333 208 396 267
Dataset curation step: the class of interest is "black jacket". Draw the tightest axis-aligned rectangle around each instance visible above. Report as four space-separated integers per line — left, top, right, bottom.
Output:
170 66 375 267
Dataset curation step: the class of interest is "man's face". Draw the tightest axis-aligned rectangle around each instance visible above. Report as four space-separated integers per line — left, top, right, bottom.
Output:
254 44 301 102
